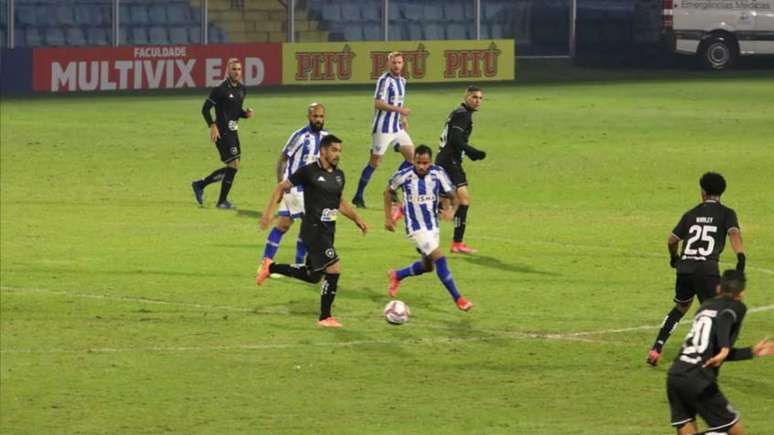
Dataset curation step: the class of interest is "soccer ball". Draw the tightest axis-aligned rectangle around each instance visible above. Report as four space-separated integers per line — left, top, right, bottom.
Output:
384 300 410 325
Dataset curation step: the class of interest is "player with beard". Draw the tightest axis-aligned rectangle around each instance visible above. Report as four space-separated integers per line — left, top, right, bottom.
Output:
258 135 368 327
436 86 486 254
352 51 414 216
384 145 474 311
256 103 328 274
191 58 254 209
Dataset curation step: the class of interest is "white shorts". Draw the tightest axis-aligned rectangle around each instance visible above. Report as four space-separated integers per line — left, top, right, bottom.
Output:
409 228 440 257
372 129 413 156
278 190 304 219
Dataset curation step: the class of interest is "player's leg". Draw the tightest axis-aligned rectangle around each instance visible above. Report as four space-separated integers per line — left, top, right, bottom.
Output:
191 139 231 205
260 227 324 286
318 260 342 327
387 236 433 297
451 184 478 254
295 232 307 264
217 157 239 208
353 133 390 207
648 274 694 365
667 375 699 435
427 238 473 311
256 214 293 285
695 383 742 435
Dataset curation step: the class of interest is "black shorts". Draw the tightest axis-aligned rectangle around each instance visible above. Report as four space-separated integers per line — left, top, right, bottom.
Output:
674 268 720 304
301 224 338 272
437 159 467 187
667 375 739 432
215 132 241 163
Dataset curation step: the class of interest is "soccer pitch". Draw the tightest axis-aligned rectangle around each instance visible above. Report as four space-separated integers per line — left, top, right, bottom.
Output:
2 64 773 433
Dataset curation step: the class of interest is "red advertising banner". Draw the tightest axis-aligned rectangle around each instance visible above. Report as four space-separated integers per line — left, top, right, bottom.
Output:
32 43 282 92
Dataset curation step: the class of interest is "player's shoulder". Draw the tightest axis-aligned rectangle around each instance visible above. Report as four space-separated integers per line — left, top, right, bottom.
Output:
375 71 391 83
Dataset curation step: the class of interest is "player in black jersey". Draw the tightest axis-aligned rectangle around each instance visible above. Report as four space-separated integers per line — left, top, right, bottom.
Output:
258 135 368 328
666 270 773 435
191 58 254 209
648 172 747 366
435 86 486 254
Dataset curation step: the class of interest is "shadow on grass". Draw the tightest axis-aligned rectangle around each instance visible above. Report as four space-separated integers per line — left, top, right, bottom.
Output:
457 254 560 276
235 209 262 219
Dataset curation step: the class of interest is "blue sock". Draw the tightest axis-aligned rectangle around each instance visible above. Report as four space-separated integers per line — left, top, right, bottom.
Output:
434 256 461 301
262 227 285 260
354 164 376 200
398 160 412 171
295 238 307 264
396 261 426 280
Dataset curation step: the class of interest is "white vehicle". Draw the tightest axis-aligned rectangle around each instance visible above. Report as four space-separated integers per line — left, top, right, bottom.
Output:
663 0 774 69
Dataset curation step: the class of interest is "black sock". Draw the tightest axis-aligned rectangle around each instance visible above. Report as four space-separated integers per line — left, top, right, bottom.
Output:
652 308 685 353
269 263 322 283
218 167 237 203
319 273 340 320
200 167 226 187
453 204 469 243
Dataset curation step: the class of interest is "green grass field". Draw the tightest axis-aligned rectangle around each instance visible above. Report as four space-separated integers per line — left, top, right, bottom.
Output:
2 64 773 434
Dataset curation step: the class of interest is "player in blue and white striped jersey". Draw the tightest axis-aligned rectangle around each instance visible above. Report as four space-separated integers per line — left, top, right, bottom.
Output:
383 145 473 312
258 103 328 271
352 52 415 210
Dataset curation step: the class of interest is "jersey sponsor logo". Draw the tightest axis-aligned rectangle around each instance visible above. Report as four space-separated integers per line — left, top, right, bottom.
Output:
321 208 338 222
335 175 343 187
409 194 436 204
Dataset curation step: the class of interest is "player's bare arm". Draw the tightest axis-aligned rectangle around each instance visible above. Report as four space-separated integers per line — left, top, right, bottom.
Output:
440 195 455 221
339 199 368 235
384 187 397 231
276 153 289 183
260 180 293 230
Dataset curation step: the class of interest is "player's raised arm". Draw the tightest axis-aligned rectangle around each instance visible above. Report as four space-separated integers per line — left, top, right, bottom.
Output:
339 199 368 235
260 180 293 230
729 229 745 273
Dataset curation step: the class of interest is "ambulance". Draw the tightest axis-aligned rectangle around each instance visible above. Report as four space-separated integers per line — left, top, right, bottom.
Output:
663 0 774 69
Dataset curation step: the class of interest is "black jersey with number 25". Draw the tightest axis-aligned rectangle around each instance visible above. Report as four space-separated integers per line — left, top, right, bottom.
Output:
289 161 345 231
672 200 739 272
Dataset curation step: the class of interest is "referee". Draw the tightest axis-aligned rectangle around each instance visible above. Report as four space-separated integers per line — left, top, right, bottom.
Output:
191 58 254 209
436 86 486 254
259 135 368 328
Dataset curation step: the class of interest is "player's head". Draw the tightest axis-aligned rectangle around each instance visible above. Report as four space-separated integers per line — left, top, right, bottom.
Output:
700 172 726 198
413 145 433 176
308 102 326 131
717 269 746 299
387 51 404 76
320 134 342 167
225 58 242 82
464 85 483 111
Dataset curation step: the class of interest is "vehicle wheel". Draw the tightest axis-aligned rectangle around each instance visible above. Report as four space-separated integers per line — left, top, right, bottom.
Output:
700 35 737 70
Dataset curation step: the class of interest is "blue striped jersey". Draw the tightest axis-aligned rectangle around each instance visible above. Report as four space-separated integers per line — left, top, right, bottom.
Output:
282 125 328 193
372 72 406 134
388 165 455 233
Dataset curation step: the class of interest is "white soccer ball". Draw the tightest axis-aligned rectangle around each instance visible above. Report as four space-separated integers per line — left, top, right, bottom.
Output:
384 300 410 325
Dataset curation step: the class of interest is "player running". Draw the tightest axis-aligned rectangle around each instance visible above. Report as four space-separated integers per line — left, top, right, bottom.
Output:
257 103 328 270
666 270 773 435
647 172 746 366
352 51 414 213
383 145 473 312
257 135 368 327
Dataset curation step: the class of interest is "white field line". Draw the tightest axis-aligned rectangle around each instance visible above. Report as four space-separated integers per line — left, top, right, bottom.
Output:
476 236 774 275
1 286 772 355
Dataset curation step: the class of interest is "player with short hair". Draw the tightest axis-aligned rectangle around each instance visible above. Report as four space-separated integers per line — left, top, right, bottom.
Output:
258 135 368 327
352 51 414 210
384 144 473 311
436 85 486 254
666 269 773 435
257 103 328 270
647 172 746 366
192 58 254 209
